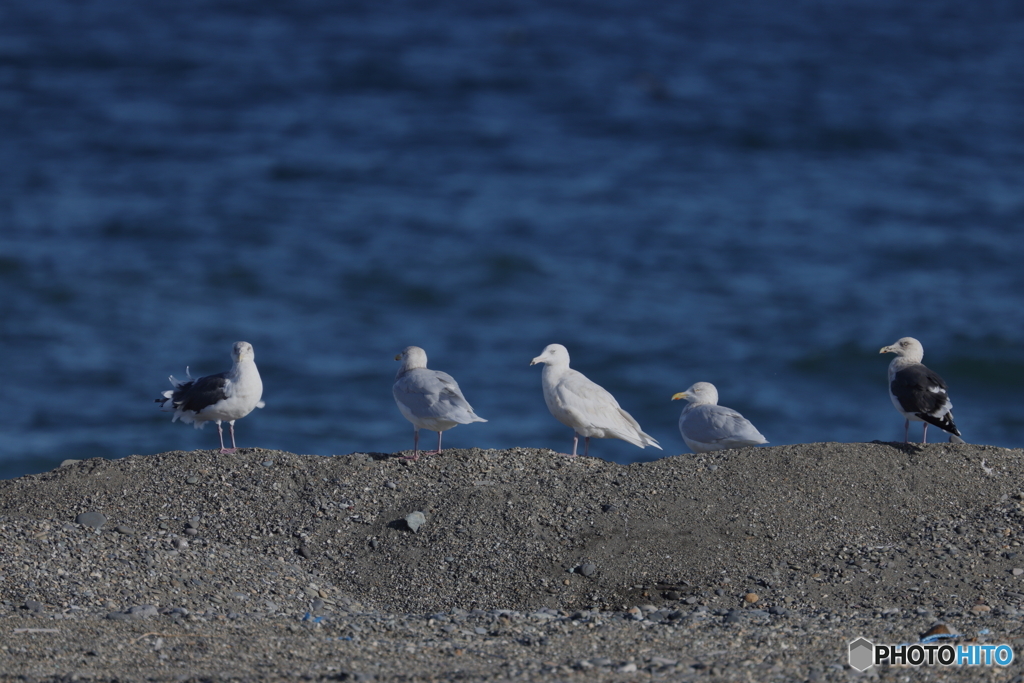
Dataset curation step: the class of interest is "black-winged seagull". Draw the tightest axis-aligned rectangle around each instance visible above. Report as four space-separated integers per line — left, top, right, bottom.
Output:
879 337 961 444
671 382 768 453
530 343 661 457
393 346 487 460
156 341 265 453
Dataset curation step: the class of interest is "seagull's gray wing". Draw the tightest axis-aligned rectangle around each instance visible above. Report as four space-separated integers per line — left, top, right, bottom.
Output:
681 404 765 447
394 369 484 424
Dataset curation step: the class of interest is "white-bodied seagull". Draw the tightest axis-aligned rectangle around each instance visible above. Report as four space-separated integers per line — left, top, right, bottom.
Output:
157 341 265 453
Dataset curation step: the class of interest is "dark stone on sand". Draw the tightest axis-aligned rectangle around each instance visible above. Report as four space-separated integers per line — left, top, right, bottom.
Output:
74 511 106 529
128 604 159 619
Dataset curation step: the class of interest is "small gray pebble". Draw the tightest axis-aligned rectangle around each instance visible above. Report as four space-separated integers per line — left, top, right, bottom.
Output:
59 459 82 468
708 464 719 471
24 600 44 613
385 481 397 490
185 475 199 485
127 604 159 619
369 539 379 549
75 512 106 529
684 595 698 605
158 522 169 530
184 528 198 536
114 525 135 535
405 511 426 533
579 562 597 577
298 545 312 559
262 460 274 467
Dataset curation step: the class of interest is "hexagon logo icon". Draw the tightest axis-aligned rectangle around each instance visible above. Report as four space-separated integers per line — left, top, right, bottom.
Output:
849 638 874 672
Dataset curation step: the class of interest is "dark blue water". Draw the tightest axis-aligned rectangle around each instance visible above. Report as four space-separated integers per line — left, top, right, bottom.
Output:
4 0 1024 479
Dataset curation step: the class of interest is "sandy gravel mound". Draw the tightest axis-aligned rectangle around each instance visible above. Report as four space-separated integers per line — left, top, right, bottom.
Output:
2 443 1023 681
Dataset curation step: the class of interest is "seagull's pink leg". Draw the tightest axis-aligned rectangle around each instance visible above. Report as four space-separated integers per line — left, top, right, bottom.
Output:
564 432 579 458
419 432 444 457
219 420 237 454
402 427 421 461
922 423 928 445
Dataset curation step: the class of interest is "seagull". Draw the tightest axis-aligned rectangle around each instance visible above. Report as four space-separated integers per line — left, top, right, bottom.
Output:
879 337 961 443
671 382 768 453
393 346 487 460
156 341 265 453
529 343 661 457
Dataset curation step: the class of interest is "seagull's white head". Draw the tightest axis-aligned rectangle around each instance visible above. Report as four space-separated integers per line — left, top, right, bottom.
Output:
879 337 924 363
530 343 570 368
232 341 256 363
671 381 719 406
395 345 428 370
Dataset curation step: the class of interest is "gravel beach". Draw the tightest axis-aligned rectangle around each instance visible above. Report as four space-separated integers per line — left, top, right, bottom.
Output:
2 443 1024 681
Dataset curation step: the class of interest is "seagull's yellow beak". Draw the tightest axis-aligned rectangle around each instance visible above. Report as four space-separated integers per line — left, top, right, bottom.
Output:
671 392 688 401
879 346 891 354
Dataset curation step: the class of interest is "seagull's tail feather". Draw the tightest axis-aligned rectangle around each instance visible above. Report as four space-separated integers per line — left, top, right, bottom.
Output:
610 428 662 450
156 368 197 423
917 410 961 437
639 432 663 450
